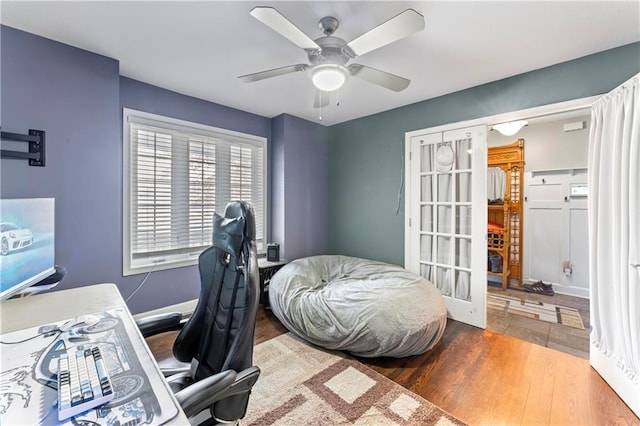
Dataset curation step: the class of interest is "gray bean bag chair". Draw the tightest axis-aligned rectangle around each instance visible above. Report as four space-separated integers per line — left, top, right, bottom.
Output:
268 255 447 358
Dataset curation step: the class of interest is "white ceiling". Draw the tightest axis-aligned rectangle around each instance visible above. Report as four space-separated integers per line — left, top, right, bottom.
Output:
2 1 639 126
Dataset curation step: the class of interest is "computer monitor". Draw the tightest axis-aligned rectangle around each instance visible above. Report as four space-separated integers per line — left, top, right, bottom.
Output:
0 198 55 301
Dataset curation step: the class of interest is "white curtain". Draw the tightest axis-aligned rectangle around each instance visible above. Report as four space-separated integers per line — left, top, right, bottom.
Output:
588 73 639 416
431 138 473 300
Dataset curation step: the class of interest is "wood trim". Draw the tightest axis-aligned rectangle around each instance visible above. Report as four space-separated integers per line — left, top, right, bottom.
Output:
488 139 524 167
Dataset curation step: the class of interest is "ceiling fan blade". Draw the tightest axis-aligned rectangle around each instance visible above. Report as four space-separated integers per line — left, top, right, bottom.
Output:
348 64 410 92
250 7 320 51
313 90 330 108
345 9 425 57
239 64 309 83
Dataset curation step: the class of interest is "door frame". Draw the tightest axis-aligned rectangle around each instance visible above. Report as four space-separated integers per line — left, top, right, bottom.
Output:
404 95 599 327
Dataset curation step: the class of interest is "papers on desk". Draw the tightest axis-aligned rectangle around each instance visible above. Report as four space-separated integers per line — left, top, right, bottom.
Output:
0 308 178 425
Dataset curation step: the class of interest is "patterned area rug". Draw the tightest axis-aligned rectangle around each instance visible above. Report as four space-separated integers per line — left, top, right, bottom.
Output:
487 293 585 329
244 333 466 425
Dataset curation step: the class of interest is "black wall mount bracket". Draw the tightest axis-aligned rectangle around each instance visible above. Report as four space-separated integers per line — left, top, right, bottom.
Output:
0 128 46 166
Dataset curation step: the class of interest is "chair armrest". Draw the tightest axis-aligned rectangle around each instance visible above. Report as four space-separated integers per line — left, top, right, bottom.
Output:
160 364 191 378
165 370 193 386
135 312 184 338
174 370 237 418
173 366 261 419
224 366 261 396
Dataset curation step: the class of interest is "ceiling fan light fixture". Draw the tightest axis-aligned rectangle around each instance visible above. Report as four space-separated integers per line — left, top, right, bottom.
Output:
492 120 528 136
311 64 349 92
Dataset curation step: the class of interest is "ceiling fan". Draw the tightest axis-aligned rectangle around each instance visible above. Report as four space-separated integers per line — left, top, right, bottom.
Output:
239 7 425 107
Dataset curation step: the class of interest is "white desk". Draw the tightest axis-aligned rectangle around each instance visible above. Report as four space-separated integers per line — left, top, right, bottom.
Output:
0 283 189 425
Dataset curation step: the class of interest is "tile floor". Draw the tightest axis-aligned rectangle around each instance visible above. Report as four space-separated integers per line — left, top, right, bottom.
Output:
487 283 590 359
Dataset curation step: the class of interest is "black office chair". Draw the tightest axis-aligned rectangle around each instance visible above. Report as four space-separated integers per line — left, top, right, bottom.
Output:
136 201 261 425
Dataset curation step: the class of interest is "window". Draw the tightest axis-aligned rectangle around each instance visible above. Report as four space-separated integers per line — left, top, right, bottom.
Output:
123 108 266 275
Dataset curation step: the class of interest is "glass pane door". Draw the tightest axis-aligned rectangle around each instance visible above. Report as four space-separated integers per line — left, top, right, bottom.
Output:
407 126 486 328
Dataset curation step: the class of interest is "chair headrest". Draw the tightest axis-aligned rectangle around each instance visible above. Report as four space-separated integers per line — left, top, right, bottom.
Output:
211 201 256 256
224 201 256 241
212 214 244 257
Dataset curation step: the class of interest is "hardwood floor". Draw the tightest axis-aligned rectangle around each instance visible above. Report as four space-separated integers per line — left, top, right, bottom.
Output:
146 307 639 425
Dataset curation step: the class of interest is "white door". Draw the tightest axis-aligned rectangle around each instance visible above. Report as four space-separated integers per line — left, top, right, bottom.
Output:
405 126 487 328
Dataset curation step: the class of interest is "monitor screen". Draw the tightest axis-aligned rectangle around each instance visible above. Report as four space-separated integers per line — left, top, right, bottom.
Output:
0 198 55 301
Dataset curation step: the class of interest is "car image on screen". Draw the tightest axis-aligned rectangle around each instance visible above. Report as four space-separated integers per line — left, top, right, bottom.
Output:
0 222 33 256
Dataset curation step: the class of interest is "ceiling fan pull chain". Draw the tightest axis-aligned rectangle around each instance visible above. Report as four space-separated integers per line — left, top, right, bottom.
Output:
319 91 323 121
336 89 340 107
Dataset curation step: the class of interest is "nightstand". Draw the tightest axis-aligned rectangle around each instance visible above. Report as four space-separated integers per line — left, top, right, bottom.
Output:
258 258 289 307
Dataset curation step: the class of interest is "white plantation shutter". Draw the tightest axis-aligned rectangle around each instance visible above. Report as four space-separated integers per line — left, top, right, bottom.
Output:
188 138 216 249
123 109 266 275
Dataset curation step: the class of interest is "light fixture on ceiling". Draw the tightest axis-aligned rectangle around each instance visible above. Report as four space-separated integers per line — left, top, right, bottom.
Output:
310 64 349 92
492 120 528 136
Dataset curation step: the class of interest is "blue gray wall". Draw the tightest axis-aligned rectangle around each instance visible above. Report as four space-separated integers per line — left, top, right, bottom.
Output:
120 77 271 138
327 42 640 266
271 114 328 261
1 26 328 314
1 26 121 298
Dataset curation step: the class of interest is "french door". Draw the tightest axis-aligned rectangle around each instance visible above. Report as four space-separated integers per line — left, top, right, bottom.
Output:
405 125 487 328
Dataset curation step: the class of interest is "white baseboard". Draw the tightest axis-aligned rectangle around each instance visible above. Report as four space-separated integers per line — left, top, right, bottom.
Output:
553 287 589 299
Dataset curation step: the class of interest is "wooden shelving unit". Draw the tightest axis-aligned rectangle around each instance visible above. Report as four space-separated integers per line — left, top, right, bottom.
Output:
487 139 524 289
